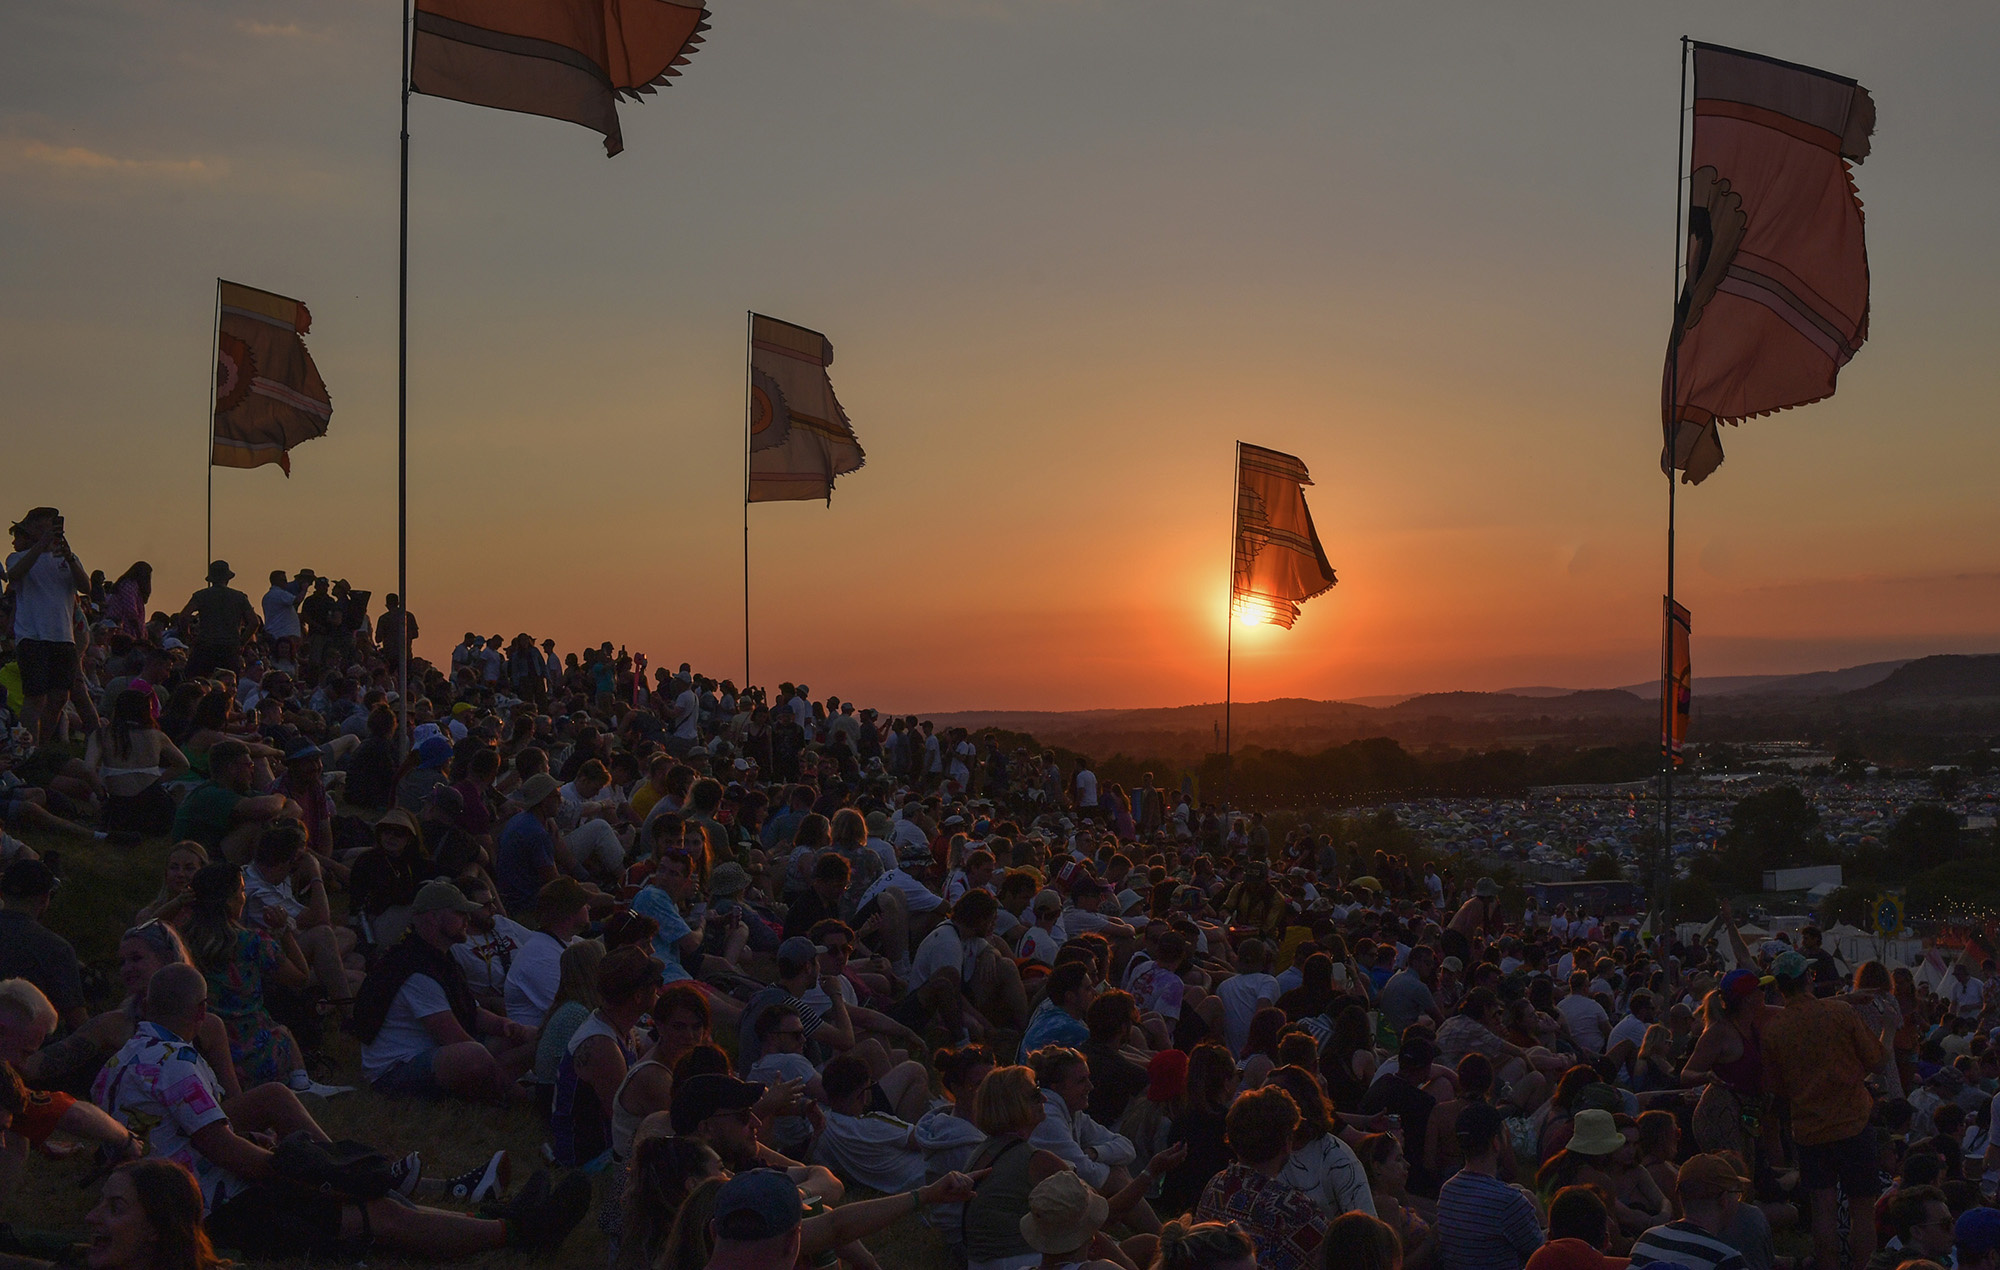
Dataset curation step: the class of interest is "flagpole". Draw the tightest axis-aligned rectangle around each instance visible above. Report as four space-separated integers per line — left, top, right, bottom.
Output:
207 279 220 567
395 0 412 758
1223 440 1241 819
1658 35 1691 932
742 310 753 691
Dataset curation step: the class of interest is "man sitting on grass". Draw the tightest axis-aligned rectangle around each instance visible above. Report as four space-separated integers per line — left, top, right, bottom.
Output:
353 881 538 1101
98 964 589 1259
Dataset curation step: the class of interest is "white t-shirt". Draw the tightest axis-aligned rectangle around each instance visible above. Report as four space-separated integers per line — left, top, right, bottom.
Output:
860 867 946 917
1074 769 1098 808
6 550 75 643
242 869 304 927
1018 924 1062 967
802 973 859 1016
1557 992 1612 1054
362 973 451 1078
504 931 570 1027
814 1109 926 1192
261 585 302 640
1218 972 1279 1055
1606 1013 1650 1058
1060 907 1124 938
1950 975 1986 1016
912 921 980 988
454 915 535 1000
673 690 700 740
1123 955 1184 1020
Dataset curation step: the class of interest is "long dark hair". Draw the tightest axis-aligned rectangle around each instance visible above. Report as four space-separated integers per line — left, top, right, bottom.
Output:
113 1159 228 1270
658 1175 722 1270
613 1137 717 1270
115 561 153 604
109 688 156 760
182 863 244 975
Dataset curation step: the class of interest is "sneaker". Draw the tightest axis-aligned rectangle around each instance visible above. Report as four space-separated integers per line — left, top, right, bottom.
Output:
388 1150 423 1198
287 1072 356 1098
507 1172 591 1250
445 1150 509 1204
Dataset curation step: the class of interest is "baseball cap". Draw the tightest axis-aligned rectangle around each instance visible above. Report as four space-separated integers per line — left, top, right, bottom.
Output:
1959 1208 2000 1263
777 936 825 975
410 880 481 916
713 1169 804 1242
1718 968 1766 1002
670 1073 765 1136
1771 950 1810 983
415 736 454 770
1676 1152 1750 1199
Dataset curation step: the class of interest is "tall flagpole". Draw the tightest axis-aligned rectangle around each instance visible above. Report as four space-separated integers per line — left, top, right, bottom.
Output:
1223 440 1241 817
206 280 220 567
395 0 412 758
1658 36 1691 931
742 310 753 691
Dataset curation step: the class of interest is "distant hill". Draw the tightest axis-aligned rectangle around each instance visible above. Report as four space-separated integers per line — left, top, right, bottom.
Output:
1616 660 1909 700
1849 654 2000 701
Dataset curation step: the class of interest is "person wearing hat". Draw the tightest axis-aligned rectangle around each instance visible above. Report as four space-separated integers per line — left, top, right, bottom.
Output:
706 1169 807 1270
495 771 599 914
1760 947 1886 1270
1958 1206 2000 1270
0 857 88 1032
176 560 259 677
352 879 538 1101
1627 1153 1754 1270
1019 1170 1119 1270
503 877 594 1029
670 1072 774 1169
1019 889 1067 967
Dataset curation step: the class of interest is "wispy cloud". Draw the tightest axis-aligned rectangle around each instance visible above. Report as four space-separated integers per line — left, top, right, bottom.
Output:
0 137 225 179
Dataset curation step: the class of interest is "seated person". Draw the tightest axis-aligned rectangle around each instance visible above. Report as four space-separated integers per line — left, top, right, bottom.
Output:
812 1054 928 1194
551 946 661 1168
1026 1045 1159 1233
907 891 1029 1046
96 963 587 1259
503 878 592 1029
353 881 538 1101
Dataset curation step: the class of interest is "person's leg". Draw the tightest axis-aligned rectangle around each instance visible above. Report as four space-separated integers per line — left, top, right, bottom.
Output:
321 734 361 763
567 819 624 881
225 1082 330 1140
432 1040 508 1102
876 888 911 970
484 1034 539 1084
14 800 94 840
350 1198 507 1259
298 924 357 1000
1098 1165 1160 1233
971 949 1029 1031
879 1058 931 1122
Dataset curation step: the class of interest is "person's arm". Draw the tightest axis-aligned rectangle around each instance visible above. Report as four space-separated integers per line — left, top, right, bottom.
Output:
197 1014 244 1099
52 1100 143 1158
268 927 313 990
1717 900 1754 970
1679 1024 1723 1087
158 734 191 779
813 972 857 1051
475 1006 533 1046
189 1120 274 1180
1502 1186 1545 1256
4 536 50 586
420 1009 478 1047
291 857 332 930
573 1033 627 1113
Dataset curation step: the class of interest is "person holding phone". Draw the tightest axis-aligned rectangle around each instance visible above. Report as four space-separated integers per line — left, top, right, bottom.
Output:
5 507 87 746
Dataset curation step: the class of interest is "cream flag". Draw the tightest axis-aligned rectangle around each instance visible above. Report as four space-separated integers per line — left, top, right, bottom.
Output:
746 314 864 504
1232 443 1336 628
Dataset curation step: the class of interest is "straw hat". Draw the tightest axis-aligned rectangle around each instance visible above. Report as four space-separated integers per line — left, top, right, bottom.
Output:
1019 1171 1108 1255
1566 1108 1626 1156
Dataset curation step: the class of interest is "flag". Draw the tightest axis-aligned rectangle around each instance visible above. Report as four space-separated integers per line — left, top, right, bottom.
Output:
212 281 332 477
410 0 710 157
746 315 864 504
1662 597 1691 766
1663 42 1875 484
1231 443 1336 629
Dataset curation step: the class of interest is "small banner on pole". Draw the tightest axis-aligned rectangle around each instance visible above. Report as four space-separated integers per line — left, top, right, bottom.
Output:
1662 42 1875 484
746 315 865 505
1232 443 1336 629
213 281 332 477
1662 597 1691 766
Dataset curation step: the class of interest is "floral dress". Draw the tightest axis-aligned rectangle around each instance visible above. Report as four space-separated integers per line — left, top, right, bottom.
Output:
205 928 295 1085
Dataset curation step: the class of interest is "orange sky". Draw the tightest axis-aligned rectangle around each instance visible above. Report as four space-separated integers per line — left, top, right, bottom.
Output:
5 3 1998 711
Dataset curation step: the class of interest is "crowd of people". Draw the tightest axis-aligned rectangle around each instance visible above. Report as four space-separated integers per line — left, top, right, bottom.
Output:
1 508 1999 1270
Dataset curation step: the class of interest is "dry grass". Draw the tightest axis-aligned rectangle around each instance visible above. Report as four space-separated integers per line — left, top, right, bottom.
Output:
12 828 957 1269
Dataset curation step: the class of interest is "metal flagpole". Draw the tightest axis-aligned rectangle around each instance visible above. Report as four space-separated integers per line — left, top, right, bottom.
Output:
1658 36 1691 931
207 280 220 567
396 0 412 758
1223 440 1241 818
742 310 753 691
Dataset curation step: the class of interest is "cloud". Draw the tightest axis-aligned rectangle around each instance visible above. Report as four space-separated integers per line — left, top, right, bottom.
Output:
0 137 225 179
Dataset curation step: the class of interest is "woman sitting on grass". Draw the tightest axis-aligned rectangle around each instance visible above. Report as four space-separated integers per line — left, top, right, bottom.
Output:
133 842 208 927
83 1158 228 1270
182 861 350 1096
85 689 188 837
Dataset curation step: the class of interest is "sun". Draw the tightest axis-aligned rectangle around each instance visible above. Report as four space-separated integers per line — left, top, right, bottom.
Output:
1237 609 1266 628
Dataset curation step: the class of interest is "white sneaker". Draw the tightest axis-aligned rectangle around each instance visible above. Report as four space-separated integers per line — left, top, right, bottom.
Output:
289 1073 356 1098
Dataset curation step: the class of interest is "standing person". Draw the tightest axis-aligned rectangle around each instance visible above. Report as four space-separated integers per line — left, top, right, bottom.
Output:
376 593 419 662
178 561 259 677
1759 950 1885 1270
1434 1104 1541 1270
104 560 152 640
5 507 87 745
261 571 304 647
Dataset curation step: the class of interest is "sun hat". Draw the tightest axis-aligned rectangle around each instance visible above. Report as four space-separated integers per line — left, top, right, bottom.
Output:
513 772 560 807
709 862 750 897
1474 877 1501 898
1718 968 1766 1002
1019 1170 1109 1255
374 807 421 838
1033 889 1064 916
1566 1108 1626 1156
1349 876 1382 892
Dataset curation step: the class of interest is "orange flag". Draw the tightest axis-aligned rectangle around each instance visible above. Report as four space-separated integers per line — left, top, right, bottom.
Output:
1232 444 1336 629
1663 43 1874 484
1661 598 1691 766
411 0 710 157
212 281 332 477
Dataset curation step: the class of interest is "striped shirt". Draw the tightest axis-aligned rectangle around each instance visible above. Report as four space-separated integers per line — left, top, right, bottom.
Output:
1630 1220 1747 1270
1436 1168 1542 1270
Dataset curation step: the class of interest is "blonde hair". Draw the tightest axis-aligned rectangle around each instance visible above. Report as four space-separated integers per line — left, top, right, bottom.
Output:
0 979 57 1031
972 1065 1043 1136
148 842 210 910
553 939 607 1013
1637 1023 1673 1062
